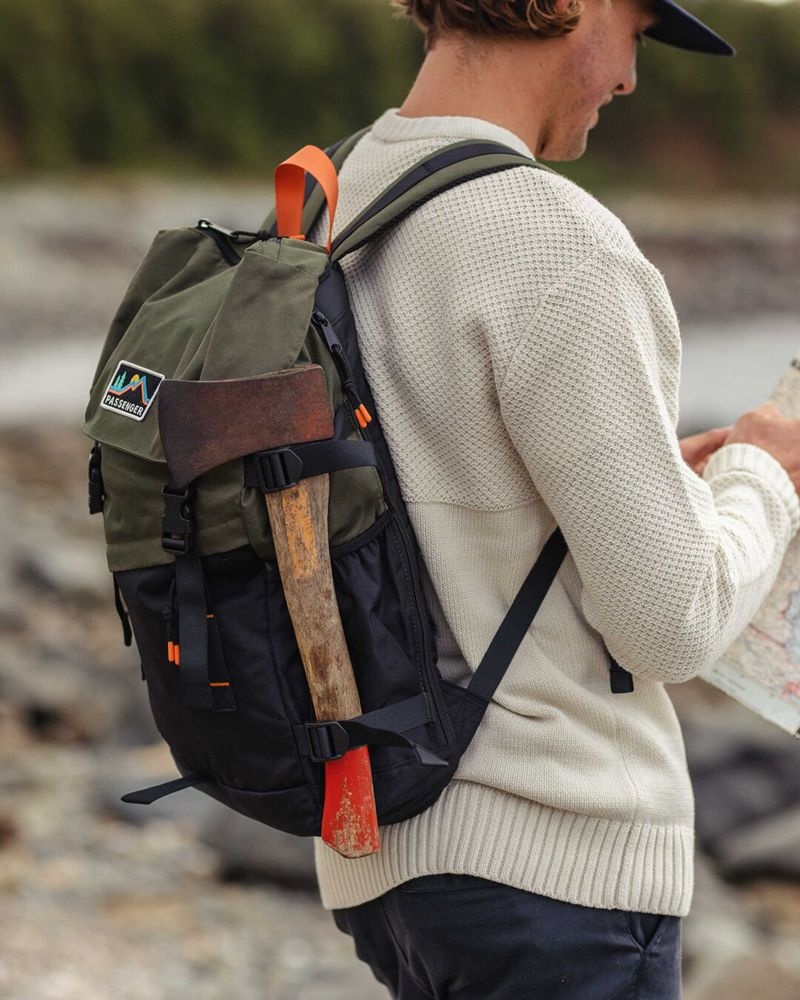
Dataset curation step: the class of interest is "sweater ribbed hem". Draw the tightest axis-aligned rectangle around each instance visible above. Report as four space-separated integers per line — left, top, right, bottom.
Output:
314 780 694 917
704 442 800 536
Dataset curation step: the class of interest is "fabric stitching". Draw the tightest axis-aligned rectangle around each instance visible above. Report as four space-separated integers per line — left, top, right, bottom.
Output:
496 247 651 398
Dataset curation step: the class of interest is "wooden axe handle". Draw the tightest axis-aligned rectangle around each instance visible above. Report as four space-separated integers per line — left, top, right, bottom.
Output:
264 475 380 858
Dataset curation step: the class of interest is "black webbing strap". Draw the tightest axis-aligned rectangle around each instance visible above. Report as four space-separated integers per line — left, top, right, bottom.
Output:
112 577 132 647
243 439 377 492
206 613 237 711
467 528 568 703
174 550 214 710
161 483 235 711
466 528 634 699
88 443 105 514
121 774 203 805
608 653 636 693
293 692 448 768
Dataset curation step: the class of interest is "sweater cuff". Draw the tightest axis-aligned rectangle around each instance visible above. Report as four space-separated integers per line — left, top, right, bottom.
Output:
703 442 800 536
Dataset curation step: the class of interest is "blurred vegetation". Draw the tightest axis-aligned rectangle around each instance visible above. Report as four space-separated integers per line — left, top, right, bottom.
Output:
0 0 798 192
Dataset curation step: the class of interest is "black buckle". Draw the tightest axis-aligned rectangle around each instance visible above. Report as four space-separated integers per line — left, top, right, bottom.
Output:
161 484 195 554
305 721 351 763
248 448 304 492
88 444 105 514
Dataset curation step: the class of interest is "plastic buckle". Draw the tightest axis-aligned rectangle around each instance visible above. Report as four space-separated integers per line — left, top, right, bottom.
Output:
305 721 350 763
161 483 195 554
88 444 105 515
251 448 304 492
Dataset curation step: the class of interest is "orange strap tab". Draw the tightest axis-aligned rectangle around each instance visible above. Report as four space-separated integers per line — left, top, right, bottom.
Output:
274 145 338 254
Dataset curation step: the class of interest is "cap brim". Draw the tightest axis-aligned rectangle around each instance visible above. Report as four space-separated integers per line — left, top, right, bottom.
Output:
645 0 736 56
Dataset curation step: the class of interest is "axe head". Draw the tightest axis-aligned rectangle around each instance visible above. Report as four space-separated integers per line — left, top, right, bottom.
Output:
158 366 333 485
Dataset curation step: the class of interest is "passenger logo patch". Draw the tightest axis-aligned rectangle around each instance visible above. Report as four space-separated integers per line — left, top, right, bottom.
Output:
100 361 165 421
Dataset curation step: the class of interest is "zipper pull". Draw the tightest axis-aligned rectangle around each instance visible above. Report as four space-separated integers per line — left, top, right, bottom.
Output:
311 309 340 352
230 228 271 242
164 578 179 664
197 218 235 236
312 311 373 430
198 220 268 243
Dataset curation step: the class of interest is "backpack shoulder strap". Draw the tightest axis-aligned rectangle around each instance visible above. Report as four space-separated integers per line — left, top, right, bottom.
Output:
265 136 633 698
330 139 553 263
264 132 551 257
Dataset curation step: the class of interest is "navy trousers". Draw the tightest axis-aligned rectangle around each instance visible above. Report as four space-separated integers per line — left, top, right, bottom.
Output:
332 874 682 999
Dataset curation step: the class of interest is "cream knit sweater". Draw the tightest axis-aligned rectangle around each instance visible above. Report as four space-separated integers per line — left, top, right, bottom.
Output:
307 109 800 917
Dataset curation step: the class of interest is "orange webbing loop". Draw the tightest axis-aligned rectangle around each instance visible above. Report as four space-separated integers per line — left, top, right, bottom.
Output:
274 145 338 254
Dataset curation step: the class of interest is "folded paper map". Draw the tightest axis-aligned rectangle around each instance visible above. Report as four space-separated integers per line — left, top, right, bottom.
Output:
699 351 800 736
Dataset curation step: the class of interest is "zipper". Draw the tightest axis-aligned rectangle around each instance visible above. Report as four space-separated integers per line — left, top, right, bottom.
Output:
390 511 454 743
311 310 373 430
311 309 453 744
196 219 248 266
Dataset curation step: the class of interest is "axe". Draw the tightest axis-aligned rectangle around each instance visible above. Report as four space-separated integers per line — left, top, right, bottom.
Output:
158 366 381 858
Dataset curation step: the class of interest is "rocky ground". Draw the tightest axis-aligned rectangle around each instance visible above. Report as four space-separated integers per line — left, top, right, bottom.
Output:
1 180 799 999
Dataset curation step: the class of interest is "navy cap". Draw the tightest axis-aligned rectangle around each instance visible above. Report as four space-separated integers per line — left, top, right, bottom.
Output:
645 0 736 56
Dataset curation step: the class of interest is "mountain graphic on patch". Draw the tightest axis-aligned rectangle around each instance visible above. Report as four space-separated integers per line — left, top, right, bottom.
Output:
100 361 165 421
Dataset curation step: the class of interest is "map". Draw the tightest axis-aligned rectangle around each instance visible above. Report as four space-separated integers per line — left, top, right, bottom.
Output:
700 351 800 737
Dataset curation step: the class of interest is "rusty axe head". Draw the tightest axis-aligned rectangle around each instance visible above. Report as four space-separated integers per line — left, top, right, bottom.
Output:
158 366 333 485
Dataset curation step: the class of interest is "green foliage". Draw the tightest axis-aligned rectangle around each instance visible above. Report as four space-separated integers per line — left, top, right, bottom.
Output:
0 0 421 173
0 0 797 192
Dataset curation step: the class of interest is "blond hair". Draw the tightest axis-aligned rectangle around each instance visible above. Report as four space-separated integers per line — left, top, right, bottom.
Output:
392 0 584 51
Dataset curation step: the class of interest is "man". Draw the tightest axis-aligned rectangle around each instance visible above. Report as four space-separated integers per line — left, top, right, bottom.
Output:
306 2 800 997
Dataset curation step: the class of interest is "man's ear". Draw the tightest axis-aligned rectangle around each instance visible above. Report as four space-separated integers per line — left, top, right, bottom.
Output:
540 0 588 33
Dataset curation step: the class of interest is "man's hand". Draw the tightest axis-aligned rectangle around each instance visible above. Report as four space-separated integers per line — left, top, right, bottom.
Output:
679 426 732 476
722 402 800 496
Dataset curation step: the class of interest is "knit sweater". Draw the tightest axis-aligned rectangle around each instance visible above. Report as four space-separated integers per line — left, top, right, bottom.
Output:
306 109 800 917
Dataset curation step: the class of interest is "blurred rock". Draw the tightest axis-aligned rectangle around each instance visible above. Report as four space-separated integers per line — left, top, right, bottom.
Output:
96 751 219 830
0 639 127 744
683 856 800 1000
680 706 800 856
95 748 316 888
716 804 800 882
199 810 316 889
686 954 800 1000
0 813 18 849
14 540 109 605
683 853 762 970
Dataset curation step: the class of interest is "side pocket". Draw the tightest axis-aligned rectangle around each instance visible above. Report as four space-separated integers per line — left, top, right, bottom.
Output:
397 874 498 894
329 512 449 767
625 912 671 953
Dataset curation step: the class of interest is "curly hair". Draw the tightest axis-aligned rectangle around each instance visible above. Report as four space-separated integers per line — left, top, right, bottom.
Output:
392 0 585 51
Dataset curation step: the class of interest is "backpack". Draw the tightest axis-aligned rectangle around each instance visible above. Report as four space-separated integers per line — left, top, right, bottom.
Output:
83 128 634 857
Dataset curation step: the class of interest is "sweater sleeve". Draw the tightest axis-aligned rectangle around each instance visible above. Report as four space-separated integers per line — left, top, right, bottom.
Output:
498 249 800 685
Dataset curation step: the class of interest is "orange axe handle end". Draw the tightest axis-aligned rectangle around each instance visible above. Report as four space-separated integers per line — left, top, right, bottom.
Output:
321 748 381 857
